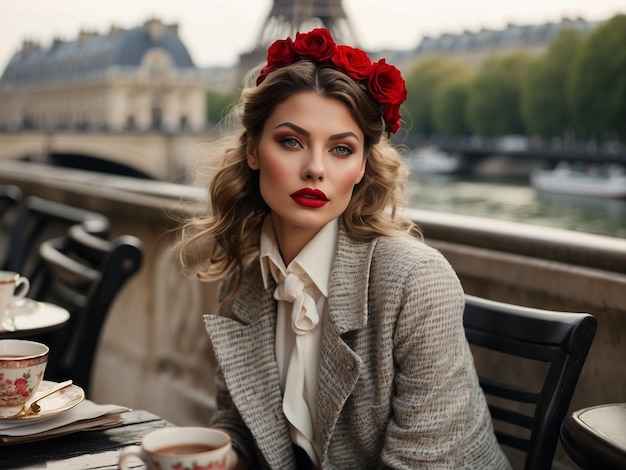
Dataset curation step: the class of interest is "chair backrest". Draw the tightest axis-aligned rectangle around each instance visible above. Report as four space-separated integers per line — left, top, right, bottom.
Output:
463 294 596 470
0 185 22 216
38 224 143 395
0 185 22 265
2 196 110 297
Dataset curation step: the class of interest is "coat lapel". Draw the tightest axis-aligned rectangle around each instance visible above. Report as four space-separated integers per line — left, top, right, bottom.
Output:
205 263 295 469
316 225 377 457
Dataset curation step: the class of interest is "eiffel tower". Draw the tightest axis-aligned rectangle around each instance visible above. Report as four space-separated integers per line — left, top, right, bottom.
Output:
239 0 359 77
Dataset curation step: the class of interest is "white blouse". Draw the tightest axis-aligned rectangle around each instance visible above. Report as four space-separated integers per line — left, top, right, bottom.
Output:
260 216 338 467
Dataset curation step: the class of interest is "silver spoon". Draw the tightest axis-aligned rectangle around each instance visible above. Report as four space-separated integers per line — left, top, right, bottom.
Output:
6 380 73 418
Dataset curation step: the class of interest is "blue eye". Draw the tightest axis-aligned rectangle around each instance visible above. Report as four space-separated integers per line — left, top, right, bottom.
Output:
280 137 301 149
333 144 354 156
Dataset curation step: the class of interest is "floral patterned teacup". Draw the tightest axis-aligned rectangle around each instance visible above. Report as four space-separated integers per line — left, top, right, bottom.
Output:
0 339 49 418
118 426 233 470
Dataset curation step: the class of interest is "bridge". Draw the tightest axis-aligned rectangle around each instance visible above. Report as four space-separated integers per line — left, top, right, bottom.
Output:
0 130 215 181
406 135 626 165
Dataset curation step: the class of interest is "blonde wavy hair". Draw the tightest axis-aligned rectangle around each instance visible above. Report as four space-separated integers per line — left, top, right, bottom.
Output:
178 61 418 303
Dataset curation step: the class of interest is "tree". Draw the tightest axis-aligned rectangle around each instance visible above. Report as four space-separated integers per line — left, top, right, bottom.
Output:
466 53 531 136
404 57 469 135
521 28 581 138
206 89 238 125
567 14 626 140
432 71 474 135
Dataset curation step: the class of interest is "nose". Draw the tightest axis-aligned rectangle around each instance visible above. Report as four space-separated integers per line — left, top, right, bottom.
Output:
301 147 325 181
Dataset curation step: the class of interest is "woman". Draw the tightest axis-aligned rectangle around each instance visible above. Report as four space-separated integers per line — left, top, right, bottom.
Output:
179 28 510 469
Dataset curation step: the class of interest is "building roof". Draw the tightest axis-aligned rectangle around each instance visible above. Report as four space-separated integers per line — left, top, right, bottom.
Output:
1 19 196 84
414 17 601 56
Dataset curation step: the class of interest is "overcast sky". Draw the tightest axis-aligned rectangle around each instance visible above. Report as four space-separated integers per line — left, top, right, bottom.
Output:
1 0 624 70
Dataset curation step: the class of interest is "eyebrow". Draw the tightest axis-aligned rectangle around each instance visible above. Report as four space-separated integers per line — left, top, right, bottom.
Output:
274 122 309 136
329 131 360 142
273 122 360 142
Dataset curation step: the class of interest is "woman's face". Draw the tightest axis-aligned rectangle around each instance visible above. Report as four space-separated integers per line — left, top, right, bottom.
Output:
248 91 366 252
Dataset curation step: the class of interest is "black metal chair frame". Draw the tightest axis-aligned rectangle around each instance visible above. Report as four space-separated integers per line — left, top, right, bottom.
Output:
2 196 110 298
38 224 143 395
0 185 22 216
463 294 597 470
0 185 23 266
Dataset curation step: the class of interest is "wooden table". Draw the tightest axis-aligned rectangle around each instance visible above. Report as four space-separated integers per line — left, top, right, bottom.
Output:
1 410 172 469
0 301 70 339
560 403 626 470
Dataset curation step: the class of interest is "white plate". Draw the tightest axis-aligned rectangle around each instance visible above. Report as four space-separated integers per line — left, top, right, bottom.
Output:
9 298 41 316
0 380 85 423
5 302 70 335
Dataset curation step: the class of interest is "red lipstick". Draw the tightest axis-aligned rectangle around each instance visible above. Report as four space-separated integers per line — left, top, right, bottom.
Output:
290 188 329 208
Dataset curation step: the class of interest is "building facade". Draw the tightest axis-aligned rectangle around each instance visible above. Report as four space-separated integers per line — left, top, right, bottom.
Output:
0 19 206 133
410 17 600 69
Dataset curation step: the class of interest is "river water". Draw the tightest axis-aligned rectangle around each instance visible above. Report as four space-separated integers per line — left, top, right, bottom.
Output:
404 173 626 239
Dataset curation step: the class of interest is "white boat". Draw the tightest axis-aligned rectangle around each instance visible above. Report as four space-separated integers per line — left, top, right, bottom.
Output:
531 163 626 199
408 146 460 174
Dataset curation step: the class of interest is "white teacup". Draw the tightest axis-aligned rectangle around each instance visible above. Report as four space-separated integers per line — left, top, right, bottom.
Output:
118 426 233 470
0 339 49 417
0 271 30 325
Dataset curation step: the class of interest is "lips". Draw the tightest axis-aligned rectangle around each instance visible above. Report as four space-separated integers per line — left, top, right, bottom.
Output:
290 188 329 208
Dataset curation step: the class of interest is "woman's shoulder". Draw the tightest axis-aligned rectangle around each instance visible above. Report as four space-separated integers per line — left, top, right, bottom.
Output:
373 234 447 265
370 234 460 286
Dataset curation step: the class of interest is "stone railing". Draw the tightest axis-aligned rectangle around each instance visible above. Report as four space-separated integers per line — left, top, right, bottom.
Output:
1 160 624 469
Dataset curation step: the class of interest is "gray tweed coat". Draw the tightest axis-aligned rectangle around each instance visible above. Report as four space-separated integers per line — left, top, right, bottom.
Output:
204 224 511 469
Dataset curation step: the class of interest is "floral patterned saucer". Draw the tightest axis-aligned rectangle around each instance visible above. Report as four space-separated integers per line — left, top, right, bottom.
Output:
0 380 85 424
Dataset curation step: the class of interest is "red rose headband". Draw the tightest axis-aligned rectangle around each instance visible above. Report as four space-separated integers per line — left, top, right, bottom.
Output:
256 28 407 134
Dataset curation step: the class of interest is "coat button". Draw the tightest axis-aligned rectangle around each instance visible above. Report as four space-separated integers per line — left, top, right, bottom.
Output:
346 363 353 371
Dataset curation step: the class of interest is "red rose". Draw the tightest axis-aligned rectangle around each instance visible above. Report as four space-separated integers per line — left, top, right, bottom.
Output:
331 45 372 81
256 66 271 86
256 38 296 86
294 28 336 62
266 37 295 68
383 103 402 133
368 59 407 105
257 37 295 85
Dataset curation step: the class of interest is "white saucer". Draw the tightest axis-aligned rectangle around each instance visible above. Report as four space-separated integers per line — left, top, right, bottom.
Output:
0 380 85 423
9 298 41 316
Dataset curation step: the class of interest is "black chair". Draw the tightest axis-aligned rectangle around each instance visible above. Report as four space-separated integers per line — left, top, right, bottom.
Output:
2 196 110 298
0 185 22 216
463 294 597 470
0 185 23 264
37 223 143 395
